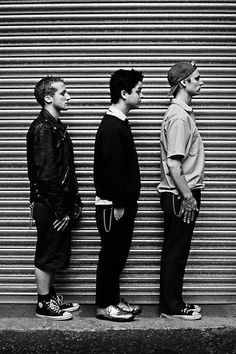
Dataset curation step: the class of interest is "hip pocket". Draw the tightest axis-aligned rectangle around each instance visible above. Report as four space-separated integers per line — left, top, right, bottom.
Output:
96 205 114 233
160 193 182 217
172 194 183 217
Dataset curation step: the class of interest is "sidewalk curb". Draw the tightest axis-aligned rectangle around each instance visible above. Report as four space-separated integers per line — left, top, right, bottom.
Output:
1 315 236 354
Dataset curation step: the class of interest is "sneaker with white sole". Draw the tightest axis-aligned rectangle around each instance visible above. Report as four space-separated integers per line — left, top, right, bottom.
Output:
96 305 134 322
36 299 72 320
53 294 80 312
160 307 202 321
117 297 142 315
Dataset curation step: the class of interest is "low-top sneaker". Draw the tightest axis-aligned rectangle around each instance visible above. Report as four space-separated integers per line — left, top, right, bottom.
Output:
96 305 134 322
36 299 72 320
160 307 202 321
53 294 80 312
117 297 142 315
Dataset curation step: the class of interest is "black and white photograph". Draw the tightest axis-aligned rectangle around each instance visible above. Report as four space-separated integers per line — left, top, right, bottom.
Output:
0 1 235 353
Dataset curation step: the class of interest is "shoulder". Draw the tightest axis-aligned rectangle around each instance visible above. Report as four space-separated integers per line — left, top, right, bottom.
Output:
168 103 189 119
164 104 190 126
98 114 124 133
29 116 53 138
101 114 122 126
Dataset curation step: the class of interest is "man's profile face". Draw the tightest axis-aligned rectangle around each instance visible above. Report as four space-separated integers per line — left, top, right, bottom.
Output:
185 69 204 97
125 81 143 109
49 81 71 111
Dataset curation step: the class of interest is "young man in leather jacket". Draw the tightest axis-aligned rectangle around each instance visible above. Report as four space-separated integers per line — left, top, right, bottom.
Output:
26 76 83 320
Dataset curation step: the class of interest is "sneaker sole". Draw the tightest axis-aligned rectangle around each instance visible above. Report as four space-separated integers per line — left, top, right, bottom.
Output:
36 313 72 321
160 313 202 321
96 314 134 322
61 304 80 312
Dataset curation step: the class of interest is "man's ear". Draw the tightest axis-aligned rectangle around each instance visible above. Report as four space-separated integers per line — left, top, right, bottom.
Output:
44 95 53 104
179 79 186 89
121 89 127 100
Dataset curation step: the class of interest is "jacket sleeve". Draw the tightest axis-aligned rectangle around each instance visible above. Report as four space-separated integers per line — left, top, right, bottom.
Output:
34 123 69 219
70 164 83 208
95 124 127 207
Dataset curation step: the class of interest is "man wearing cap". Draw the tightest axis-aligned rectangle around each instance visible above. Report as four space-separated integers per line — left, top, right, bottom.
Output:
158 61 205 320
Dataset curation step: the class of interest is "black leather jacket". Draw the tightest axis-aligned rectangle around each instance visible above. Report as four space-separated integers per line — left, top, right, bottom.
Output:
26 109 82 220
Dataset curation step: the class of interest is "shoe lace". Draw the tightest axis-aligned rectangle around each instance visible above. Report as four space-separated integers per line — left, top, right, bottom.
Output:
56 294 71 307
56 295 64 306
120 297 132 310
120 297 129 306
48 299 61 314
181 307 190 315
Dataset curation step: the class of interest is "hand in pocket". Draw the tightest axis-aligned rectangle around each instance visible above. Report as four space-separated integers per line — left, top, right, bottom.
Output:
114 207 124 221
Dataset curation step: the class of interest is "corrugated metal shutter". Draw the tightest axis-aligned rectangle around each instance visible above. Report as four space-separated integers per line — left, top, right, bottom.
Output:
0 0 235 304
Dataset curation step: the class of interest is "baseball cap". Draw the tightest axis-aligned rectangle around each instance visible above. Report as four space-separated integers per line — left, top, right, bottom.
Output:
167 61 197 96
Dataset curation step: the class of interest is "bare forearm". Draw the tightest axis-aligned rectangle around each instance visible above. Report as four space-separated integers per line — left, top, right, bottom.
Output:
167 159 192 199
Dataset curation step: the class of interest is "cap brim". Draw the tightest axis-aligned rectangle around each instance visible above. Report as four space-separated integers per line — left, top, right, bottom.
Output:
167 83 178 97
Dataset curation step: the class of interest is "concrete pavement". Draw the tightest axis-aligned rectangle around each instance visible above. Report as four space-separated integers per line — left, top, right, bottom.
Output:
0 304 236 353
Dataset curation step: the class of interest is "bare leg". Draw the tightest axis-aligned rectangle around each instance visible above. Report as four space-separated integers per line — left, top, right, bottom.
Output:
35 267 52 295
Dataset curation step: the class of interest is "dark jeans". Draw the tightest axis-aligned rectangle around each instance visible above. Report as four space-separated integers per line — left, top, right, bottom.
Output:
95 203 138 308
159 189 201 314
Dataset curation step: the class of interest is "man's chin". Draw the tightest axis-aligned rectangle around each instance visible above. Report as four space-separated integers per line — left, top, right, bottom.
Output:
193 90 201 96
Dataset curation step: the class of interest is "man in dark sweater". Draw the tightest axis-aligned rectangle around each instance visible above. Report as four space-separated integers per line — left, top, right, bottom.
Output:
94 69 143 322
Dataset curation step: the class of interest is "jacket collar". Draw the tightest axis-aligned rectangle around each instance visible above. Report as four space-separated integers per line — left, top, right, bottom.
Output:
40 109 67 132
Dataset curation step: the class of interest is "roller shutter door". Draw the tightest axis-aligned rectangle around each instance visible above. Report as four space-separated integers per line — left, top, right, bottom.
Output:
0 0 235 304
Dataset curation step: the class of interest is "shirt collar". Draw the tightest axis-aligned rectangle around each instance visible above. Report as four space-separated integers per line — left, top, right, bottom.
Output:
107 106 127 121
172 99 193 113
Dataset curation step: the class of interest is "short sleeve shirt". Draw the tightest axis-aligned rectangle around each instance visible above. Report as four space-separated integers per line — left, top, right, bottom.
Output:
157 99 205 194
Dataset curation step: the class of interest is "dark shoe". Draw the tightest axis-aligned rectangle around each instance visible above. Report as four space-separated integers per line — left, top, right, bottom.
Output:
117 297 142 315
96 305 134 322
160 307 202 321
53 294 80 312
36 299 72 320
185 303 201 313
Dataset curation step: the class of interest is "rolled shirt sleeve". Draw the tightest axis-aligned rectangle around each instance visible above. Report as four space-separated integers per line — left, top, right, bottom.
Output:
166 118 189 159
